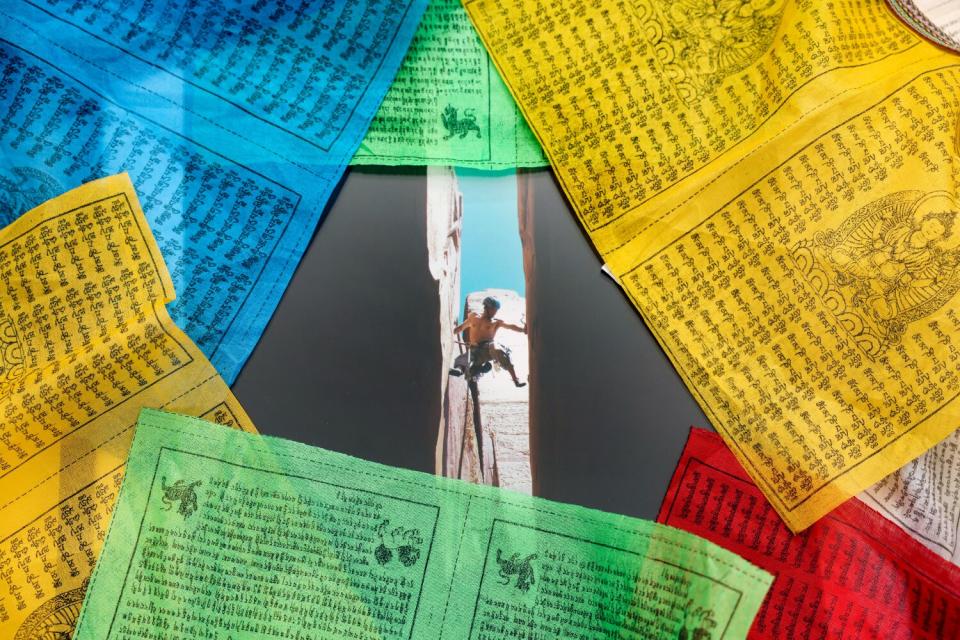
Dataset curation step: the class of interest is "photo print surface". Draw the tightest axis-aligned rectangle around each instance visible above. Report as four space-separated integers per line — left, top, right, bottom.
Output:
428 169 532 492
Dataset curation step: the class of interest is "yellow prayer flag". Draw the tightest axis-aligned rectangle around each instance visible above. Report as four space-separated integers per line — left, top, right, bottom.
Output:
0 174 256 635
466 0 960 530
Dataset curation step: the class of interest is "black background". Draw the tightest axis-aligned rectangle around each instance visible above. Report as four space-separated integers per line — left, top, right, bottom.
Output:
233 167 709 521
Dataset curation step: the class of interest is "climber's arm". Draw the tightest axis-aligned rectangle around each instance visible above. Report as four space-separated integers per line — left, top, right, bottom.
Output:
453 315 475 335
499 321 527 334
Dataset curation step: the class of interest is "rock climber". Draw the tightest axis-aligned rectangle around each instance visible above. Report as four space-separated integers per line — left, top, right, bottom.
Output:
450 296 527 387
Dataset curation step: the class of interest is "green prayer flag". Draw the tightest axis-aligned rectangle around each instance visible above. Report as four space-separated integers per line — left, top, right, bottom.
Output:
351 0 548 169
74 409 771 639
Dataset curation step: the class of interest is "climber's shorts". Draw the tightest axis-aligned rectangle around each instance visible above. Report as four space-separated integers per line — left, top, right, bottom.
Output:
470 340 513 369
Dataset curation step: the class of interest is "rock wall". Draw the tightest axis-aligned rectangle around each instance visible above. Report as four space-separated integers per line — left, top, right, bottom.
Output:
447 379 485 484
426 167 463 475
429 171 533 493
517 171 539 490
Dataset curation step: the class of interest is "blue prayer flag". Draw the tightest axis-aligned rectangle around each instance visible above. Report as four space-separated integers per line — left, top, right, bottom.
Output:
0 0 429 382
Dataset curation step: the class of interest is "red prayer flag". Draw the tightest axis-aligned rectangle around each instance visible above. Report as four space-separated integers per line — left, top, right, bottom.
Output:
658 428 960 639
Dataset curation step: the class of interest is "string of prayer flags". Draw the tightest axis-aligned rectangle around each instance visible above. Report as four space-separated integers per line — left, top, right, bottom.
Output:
0 0 429 383
0 175 257 637
352 0 547 169
465 0 960 530
658 428 960 639
74 409 773 639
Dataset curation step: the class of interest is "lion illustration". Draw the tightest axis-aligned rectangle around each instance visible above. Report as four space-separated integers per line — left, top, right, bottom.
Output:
441 105 482 140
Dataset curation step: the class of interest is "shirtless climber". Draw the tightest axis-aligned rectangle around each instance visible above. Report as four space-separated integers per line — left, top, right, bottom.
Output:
450 296 527 387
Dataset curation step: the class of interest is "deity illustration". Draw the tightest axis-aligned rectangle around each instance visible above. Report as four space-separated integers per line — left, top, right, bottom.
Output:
634 0 786 102
793 191 960 357
0 166 63 227
14 582 87 640
441 105 482 140
494 548 537 592
0 304 26 402
373 519 423 567
160 477 202 518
